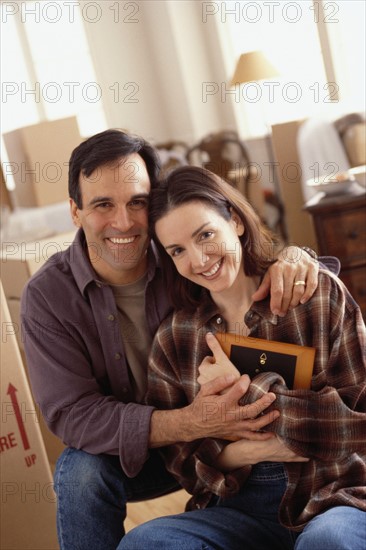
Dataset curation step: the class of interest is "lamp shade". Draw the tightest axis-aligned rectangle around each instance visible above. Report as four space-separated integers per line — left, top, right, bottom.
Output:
231 51 279 86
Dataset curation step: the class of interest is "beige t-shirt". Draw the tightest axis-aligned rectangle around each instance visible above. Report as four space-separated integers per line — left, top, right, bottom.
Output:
110 273 152 403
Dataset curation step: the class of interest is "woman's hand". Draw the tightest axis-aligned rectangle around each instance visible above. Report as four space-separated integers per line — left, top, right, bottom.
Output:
216 435 309 471
198 333 240 391
252 245 318 317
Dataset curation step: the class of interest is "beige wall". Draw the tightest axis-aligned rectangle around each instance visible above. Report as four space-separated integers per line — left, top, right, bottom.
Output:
82 1 238 143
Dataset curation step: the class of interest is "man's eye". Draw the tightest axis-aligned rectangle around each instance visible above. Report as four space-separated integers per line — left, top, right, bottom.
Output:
128 199 148 210
96 202 112 209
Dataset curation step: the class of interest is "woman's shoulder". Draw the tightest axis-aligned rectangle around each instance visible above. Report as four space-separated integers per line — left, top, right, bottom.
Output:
313 268 360 314
318 268 348 292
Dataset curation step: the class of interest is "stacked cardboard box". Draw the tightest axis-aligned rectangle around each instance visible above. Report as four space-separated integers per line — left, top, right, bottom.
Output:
1 282 59 549
3 117 81 208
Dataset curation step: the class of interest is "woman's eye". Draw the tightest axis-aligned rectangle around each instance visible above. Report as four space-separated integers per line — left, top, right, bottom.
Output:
200 231 214 241
171 247 183 257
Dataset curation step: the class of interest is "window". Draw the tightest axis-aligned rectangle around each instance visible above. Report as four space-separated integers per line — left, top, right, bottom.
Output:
1 2 107 136
325 0 365 112
218 0 365 137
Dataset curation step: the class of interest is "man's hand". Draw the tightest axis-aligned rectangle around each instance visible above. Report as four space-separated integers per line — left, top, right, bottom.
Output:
150 334 278 448
252 246 318 316
186 372 279 442
216 434 309 471
149 373 279 447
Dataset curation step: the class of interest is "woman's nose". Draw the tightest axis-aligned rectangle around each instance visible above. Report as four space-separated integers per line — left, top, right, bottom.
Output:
189 247 209 270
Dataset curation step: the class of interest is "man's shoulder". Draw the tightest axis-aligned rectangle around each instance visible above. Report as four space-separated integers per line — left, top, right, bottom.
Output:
22 234 85 300
22 246 73 298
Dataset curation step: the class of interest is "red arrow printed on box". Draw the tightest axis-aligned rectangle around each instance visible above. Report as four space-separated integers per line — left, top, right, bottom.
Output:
7 383 31 451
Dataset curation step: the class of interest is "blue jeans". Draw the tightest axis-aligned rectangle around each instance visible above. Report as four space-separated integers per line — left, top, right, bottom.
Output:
118 462 366 550
54 447 180 550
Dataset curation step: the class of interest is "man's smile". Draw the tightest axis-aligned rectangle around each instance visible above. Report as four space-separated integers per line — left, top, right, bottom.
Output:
107 236 137 245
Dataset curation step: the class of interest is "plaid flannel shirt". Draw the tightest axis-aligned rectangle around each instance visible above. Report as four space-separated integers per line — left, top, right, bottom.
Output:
146 270 366 530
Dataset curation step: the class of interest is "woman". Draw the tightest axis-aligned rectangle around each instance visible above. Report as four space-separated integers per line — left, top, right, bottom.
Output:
119 167 366 550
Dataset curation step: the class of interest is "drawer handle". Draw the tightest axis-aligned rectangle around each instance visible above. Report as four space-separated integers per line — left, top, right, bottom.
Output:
347 231 359 240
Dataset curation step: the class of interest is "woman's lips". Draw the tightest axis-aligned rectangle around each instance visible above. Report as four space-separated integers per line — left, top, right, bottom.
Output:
200 258 223 278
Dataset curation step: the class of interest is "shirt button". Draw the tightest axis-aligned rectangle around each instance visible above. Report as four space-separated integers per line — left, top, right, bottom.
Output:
107 314 115 321
115 353 121 360
216 316 223 325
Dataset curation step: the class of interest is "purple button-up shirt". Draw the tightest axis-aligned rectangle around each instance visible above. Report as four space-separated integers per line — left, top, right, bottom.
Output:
20 229 171 476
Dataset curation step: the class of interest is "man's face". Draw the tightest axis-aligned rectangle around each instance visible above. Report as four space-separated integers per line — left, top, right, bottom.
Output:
70 153 151 285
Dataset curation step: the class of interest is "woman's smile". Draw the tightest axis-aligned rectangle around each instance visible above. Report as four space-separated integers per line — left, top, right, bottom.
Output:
199 258 224 279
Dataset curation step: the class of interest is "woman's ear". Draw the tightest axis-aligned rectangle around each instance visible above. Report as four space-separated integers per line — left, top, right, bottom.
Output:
231 211 245 236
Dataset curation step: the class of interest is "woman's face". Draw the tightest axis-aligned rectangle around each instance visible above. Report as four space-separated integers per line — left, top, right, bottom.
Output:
155 201 245 295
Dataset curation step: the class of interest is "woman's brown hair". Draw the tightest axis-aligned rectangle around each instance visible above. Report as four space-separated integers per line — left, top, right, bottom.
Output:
149 166 277 311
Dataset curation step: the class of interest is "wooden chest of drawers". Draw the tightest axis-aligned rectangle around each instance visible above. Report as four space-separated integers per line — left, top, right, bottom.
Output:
304 189 366 318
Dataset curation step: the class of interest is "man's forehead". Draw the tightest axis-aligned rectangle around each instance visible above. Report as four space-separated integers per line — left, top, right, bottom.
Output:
80 153 150 186
102 153 146 172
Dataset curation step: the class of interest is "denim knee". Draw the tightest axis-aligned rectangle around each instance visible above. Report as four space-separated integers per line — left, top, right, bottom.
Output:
54 447 126 505
118 517 213 550
55 448 127 550
295 506 366 550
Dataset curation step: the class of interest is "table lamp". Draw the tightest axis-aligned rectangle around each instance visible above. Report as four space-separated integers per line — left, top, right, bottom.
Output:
231 51 279 86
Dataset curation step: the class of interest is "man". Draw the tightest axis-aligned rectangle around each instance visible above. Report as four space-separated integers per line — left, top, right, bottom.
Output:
21 129 324 549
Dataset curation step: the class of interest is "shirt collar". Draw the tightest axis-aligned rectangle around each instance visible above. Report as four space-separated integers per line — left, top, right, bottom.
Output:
195 289 279 329
66 229 95 296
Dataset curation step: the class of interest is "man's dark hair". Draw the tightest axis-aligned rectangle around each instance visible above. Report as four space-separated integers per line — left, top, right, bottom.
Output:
68 129 161 208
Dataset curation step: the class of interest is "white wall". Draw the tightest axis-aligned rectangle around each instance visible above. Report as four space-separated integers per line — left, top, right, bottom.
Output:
82 0 239 144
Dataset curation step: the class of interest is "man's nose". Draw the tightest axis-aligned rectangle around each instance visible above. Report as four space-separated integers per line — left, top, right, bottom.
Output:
111 206 134 232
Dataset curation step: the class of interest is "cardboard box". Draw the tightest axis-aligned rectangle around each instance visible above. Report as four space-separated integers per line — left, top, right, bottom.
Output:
3 117 81 207
271 121 317 249
6 297 22 351
2 298 65 467
6 293 66 470
1 282 58 549
1 232 76 472
1 230 76 300
1 163 13 210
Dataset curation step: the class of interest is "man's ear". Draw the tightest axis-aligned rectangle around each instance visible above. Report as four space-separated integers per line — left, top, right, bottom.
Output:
70 198 82 228
231 211 244 236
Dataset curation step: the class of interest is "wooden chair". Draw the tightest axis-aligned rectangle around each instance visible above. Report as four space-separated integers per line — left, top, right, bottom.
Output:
186 131 251 196
156 141 189 177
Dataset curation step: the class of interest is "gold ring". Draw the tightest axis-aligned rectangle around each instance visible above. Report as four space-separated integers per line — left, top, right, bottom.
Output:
293 280 306 286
